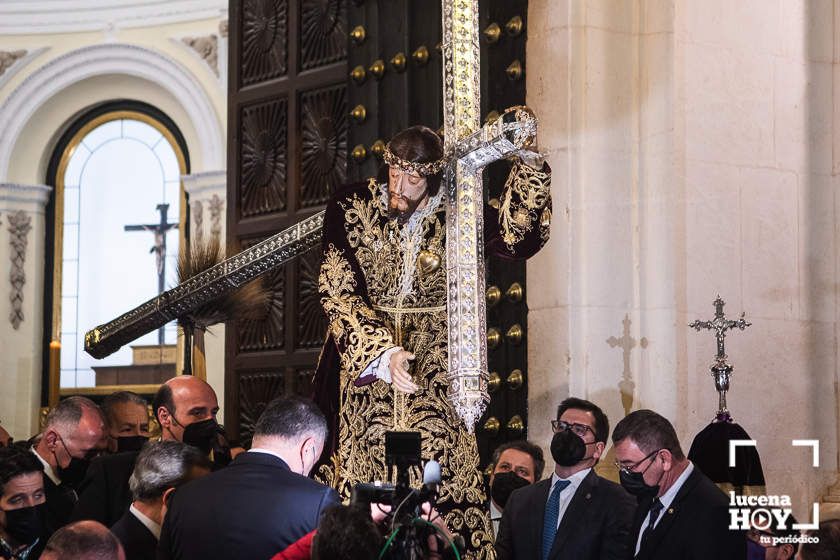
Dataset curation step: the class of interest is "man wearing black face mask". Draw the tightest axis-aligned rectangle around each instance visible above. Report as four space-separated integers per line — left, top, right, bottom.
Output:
496 397 635 560
487 440 545 538
0 447 48 559
612 409 746 559
30 396 105 535
72 377 229 528
101 392 151 455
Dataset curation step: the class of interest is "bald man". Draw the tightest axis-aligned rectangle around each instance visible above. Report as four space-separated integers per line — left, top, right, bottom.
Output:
71 376 231 527
31 396 106 534
41 520 125 560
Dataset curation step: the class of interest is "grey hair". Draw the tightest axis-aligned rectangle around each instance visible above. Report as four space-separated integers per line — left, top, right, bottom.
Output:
45 396 103 433
128 440 210 502
101 391 148 428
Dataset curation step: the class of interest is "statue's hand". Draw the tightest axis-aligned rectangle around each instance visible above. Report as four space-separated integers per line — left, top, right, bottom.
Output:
389 349 419 394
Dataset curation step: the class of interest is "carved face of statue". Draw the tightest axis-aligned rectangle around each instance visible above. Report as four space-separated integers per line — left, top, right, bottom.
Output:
387 166 429 223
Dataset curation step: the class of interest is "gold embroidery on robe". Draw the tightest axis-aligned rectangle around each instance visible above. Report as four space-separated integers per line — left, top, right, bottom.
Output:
317 163 550 560
499 160 552 252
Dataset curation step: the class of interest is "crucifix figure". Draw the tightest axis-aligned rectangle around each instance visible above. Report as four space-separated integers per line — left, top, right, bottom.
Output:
689 295 751 417
124 203 178 344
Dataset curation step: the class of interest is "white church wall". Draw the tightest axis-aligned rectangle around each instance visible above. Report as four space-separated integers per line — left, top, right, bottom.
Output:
0 184 51 439
527 0 839 519
0 9 227 438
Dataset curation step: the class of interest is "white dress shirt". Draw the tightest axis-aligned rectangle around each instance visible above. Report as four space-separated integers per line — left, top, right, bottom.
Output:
490 500 503 538
547 467 592 529
634 461 694 555
30 446 61 486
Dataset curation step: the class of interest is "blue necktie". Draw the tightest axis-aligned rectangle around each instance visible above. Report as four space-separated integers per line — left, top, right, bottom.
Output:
542 479 571 560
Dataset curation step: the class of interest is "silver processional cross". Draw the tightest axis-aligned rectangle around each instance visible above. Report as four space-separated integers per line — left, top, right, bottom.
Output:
440 0 540 430
689 296 751 417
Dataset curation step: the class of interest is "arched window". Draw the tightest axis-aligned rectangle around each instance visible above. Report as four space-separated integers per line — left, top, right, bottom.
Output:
45 103 189 389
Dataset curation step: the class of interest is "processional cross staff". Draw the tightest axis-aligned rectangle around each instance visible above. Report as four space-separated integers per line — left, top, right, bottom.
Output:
689 296 751 417
124 203 178 345
85 1 542 433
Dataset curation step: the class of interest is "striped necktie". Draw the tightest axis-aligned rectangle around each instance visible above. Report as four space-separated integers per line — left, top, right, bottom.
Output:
542 479 571 560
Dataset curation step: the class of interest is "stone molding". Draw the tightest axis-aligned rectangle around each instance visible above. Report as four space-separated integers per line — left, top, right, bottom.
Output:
0 43 224 181
180 34 219 76
6 210 32 329
0 183 52 213
0 1 226 35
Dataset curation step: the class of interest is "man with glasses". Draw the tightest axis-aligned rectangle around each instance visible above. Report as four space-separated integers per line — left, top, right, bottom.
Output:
30 396 105 534
612 409 745 559
495 397 634 559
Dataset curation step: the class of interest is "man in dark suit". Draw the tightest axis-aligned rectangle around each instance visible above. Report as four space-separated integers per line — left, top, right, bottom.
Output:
158 395 340 560
30 396 106 534
496 397 635 560
72 376 224 526
612 409 746 559
110 441 210 560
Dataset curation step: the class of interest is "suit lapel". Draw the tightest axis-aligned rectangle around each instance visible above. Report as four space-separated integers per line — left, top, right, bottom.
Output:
548 470 597 560
637 467 701 558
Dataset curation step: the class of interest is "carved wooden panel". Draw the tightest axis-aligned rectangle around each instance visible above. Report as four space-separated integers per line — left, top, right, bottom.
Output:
227 0 348 441
240 0 288 86
300 84 348 208
300 0 347 71
237 370 285 447
294 368 316 396
295 247 327 350
240 97 288 217
237 237 285 352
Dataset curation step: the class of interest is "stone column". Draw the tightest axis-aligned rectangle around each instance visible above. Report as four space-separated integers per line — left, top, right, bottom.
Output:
525 1 680 476
182 170 227 423
0 183 51 440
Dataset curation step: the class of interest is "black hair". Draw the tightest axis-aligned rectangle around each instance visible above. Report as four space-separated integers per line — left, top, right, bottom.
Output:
378 125 445 196
490 440 546 481
556 397 610 444
311 505 381 560
0 446 43 497
612 409 685 461
254 395 327 441
152 384 175 425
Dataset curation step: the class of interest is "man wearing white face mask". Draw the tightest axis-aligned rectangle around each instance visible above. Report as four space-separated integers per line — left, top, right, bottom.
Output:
157 396 339 560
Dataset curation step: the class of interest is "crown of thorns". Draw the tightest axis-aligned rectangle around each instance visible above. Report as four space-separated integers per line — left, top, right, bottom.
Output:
383 145 447 176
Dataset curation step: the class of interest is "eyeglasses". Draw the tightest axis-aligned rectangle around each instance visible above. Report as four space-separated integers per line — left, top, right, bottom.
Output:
551 420 594 438
614 449 661 475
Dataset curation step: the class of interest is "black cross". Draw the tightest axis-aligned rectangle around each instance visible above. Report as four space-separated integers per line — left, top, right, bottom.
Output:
124 203 178 345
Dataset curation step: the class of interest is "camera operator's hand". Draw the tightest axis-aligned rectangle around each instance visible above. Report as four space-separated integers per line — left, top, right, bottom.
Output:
371 503 392 524
389 350 419 394
420 503 455 557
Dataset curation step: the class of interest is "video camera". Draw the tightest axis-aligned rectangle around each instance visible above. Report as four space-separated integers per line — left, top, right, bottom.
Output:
351 431 463 560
